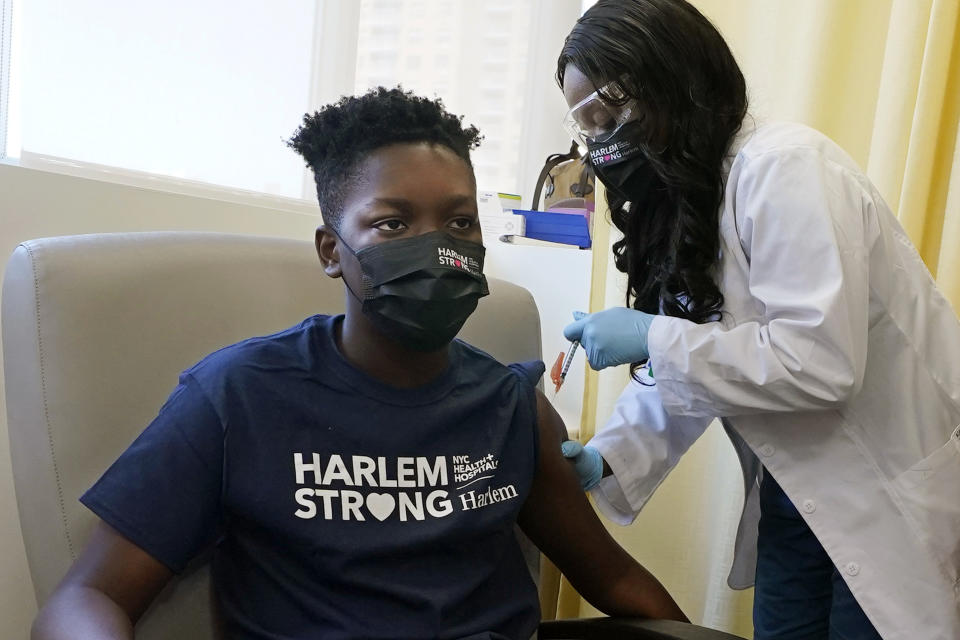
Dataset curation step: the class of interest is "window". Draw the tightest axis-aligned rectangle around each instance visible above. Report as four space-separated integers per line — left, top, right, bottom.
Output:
15 0 315 198
5 0 582 204
354 0 534 195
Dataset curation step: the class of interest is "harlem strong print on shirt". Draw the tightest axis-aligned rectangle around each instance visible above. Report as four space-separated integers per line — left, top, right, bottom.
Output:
292 451 517 522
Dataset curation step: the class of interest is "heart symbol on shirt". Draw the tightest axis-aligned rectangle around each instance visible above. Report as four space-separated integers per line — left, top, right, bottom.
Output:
366 493 396 521
455 259 462 268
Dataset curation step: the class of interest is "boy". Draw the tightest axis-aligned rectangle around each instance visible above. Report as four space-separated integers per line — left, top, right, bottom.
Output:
32 87 686 639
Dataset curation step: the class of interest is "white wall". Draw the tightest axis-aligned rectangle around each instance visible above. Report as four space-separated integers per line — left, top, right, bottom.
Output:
0 161 321 639
484 241 591 432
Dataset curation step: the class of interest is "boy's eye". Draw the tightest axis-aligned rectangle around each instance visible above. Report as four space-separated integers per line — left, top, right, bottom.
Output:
373 219 407 231
448 217 477 231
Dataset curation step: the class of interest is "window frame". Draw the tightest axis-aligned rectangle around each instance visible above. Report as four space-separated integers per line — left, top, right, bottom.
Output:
0 0 13 159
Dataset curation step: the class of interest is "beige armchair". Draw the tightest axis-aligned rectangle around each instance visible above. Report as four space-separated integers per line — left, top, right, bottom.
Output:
2 231 540 639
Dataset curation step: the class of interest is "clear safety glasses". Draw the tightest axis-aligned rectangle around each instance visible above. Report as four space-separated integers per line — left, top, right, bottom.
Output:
562 80 639 146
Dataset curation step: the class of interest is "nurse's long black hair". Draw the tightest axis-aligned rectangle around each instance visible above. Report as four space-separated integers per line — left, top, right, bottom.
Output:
558 0 747 365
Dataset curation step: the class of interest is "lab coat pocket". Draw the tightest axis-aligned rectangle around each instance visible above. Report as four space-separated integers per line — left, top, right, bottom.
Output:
893 424 960 587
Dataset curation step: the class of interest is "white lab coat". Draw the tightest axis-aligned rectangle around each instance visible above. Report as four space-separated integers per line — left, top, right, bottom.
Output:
589 122 960 640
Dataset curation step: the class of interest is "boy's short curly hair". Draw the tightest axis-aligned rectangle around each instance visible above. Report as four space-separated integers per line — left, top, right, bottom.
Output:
288 86 483 229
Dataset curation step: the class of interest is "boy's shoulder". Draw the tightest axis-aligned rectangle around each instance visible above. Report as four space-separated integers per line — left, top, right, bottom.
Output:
185 314 328 383
453 339 545 390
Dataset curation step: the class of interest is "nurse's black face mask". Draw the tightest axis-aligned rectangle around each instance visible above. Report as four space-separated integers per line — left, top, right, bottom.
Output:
563 78 661 208
335 229 489 352
586 121 660 205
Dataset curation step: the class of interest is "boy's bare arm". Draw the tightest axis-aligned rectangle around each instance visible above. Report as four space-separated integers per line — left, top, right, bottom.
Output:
517 390 688 622
33 520 173 640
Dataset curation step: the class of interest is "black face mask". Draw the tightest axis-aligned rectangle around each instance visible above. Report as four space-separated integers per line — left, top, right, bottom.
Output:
337 230 489 352
587 121 661 208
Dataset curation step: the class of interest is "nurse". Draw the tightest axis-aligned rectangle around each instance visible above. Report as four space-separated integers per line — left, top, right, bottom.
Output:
557 1 960 639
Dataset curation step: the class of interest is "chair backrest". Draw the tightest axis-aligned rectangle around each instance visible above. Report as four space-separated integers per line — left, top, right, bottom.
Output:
2 232 542 639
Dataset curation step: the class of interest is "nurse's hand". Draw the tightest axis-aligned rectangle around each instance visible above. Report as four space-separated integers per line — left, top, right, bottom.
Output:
563 307 655 370
560 441 604 491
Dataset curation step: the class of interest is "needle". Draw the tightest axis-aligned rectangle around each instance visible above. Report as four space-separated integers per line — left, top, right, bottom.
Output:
551 311 587 394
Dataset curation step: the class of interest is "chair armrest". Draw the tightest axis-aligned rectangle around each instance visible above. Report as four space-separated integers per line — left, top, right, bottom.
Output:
539 617 747 640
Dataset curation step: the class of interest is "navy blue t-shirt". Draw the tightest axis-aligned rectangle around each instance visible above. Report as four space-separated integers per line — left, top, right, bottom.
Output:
81 315 544 639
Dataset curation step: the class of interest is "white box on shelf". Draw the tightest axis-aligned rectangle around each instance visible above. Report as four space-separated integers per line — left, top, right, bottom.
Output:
479 213 525 241
477 189 525 243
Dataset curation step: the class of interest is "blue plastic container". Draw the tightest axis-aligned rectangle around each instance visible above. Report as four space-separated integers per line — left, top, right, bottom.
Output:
512 209 591 248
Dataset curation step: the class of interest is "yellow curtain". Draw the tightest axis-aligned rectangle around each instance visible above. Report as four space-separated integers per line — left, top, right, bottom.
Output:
543 1 960 637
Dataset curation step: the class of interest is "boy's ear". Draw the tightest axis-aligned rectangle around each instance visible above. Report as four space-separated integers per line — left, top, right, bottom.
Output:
315 225 342 278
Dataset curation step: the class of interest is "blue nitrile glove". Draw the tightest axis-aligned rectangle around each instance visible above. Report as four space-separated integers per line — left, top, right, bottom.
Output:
560 440 603 491
563 307 656 371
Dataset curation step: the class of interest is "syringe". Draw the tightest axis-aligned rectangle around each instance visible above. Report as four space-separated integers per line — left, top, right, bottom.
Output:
555 341 580 392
